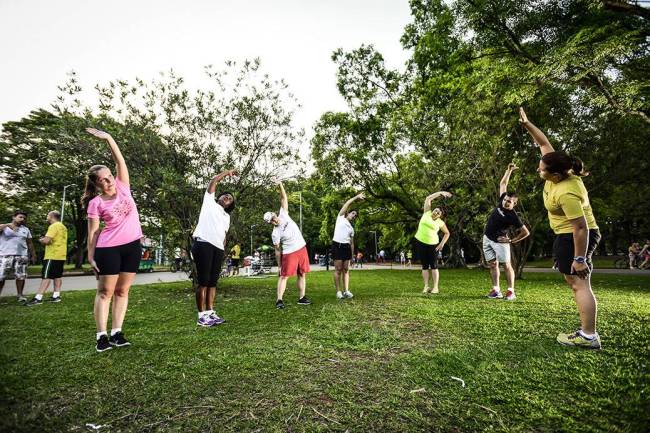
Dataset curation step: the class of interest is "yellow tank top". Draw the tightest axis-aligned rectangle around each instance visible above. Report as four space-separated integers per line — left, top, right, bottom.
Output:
415 212 445 245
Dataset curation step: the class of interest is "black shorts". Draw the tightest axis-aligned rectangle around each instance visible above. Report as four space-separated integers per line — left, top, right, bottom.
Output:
553 229 601 275
416 239 438 270
192 240 225 287
331 242 352 261
41 259 64 279
231 258 240 267
94 240 142 275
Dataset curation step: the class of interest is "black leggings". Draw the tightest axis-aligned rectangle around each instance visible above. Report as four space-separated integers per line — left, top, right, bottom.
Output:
416 239 439 270
191 240 225 287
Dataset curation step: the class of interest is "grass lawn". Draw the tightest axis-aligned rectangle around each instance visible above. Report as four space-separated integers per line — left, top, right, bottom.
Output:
1 270 648 432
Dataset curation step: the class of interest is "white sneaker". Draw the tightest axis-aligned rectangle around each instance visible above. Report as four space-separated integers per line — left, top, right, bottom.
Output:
504 290 516 301
422 287 429 294
343 290 354 299
336 291 344 299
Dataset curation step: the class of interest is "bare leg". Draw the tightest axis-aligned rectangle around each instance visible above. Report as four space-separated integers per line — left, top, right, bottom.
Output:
342 260 350 292
111 272 136 330
333 260 342 292
297 274 306 298
488 260 500 288
277 276 289 300
431 269 440 293
196 286 207 311
37 279 52 296
94 275 119 333
53 278 62 293
15 279 25 297
0 280 4 296
421 269 430 290
206 286 216 311
564 274 597 334
504 262 515 289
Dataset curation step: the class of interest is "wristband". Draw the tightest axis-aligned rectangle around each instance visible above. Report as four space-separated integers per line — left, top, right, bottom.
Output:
573 256 586 264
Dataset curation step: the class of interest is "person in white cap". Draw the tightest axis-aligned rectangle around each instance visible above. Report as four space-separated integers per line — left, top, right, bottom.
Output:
263 180 311 309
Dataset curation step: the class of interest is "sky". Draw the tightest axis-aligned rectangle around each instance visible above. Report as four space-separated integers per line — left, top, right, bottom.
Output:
0 0 413 140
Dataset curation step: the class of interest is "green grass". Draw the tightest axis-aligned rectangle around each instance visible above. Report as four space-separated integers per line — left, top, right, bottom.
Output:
1 270 648 432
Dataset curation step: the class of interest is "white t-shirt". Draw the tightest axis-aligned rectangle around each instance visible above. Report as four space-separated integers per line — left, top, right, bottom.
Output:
332 215 354 244
192 191 230 250
0 226 32 256
271 208 306 254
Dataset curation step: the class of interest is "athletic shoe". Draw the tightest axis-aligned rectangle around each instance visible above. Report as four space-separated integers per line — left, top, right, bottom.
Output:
48 296 62 303
297 297 312 305
25 297 43 307
486 289 503 299
109 332 131 347
343 290 354 299
504 290 516 301
336 291 344 299
430 287 439 294
96 335 112 352
17 296 27 304
209 312 226 325
276 299 285 309
197 315 214 327
422 287 430 294
556 330 601 349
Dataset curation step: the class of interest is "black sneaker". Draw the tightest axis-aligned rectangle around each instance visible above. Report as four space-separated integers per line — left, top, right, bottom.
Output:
25 297 43 307
48 296 62 303
109 332 131 347
276 299 285 309
297 297 312 305
96 335 112 352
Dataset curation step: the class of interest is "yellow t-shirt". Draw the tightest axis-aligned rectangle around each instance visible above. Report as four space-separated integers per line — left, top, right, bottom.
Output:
543 175 598 234
44 221 68 260
415 212 445 245
231 244 241 259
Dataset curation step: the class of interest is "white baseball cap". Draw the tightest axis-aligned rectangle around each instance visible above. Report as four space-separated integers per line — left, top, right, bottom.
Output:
263 212 274 223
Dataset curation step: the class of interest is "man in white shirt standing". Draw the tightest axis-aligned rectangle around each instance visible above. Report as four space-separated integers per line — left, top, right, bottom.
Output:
191 169 237 326
263 181 312 309
331 192 364 300
0 210 37 302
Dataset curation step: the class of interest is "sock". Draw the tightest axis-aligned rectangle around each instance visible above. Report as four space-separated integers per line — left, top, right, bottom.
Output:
198 311 208 318
578 330 595 339
53 291 60 298
96 331 107 340
110 328 121 336
35 294 43 301
492 286 500 292
506 287 514 293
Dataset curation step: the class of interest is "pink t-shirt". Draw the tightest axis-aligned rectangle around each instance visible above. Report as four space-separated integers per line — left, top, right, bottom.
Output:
87 178 143 248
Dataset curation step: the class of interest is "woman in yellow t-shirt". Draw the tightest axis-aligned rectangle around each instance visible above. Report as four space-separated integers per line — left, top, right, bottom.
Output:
414 191 451 294
520 107 601 350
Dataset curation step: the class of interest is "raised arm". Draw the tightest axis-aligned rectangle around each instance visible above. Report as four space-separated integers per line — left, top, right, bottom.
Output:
519 108 554 156
278 181 288 212
206 169 237 194
86 128 129 184
339 192 365 216
423 191 452 212
499 163 517 195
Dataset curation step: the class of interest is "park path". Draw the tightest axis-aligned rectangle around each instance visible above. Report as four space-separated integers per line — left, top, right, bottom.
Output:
1 265 647 297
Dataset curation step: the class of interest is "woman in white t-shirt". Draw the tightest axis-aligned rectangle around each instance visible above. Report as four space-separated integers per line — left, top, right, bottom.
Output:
331 193 365 299
191 169 237 327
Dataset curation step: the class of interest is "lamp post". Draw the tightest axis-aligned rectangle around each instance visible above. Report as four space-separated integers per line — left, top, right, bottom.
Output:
61 184 76 222
370 230 378 262
250 224 257 256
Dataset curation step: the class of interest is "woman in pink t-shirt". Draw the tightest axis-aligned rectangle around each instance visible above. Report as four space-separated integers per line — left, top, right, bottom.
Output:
81 128 142 353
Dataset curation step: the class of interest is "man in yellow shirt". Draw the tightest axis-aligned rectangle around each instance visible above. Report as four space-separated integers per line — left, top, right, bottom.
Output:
26 211 68 306
230 243 241 276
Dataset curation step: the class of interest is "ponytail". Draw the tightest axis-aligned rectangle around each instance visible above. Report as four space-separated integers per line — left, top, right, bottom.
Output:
81 165 107 209
541 151 589 177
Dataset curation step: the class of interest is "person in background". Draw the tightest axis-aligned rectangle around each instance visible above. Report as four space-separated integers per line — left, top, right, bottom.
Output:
0 210 37 303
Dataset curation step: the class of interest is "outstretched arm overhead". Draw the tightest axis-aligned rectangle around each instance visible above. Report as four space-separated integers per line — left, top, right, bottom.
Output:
277 181 288 212
85 128 129 184
339 192 365 216
423 191 452 212
499 163 518 196
206 169 237 194
519 108 554 156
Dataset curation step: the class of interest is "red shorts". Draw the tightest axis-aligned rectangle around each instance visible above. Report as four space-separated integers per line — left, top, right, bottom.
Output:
281 246 311 277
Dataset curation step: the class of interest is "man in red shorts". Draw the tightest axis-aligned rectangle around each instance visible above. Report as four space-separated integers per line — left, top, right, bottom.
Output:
263 180 311 309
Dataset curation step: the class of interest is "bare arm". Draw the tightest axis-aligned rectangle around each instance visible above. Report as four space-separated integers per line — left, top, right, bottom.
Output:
206 169 237 194
569 216 590 279
87 218 101 273
499 164 517 196
423 191 452 212
519 107 554 156
339 192 365 216
278 182 288 212
39 236 52 245
86 128 129 184
0 223 8 231
510 226 530 244
436 223 450 251
274 244 282 276
27 238 36 262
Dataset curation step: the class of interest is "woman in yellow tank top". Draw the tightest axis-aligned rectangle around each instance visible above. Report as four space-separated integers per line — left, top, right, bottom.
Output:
520 107 601 350
414 191 452 294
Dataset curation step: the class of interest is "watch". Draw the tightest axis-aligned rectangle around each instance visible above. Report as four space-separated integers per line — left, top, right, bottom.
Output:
574 256 586 264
